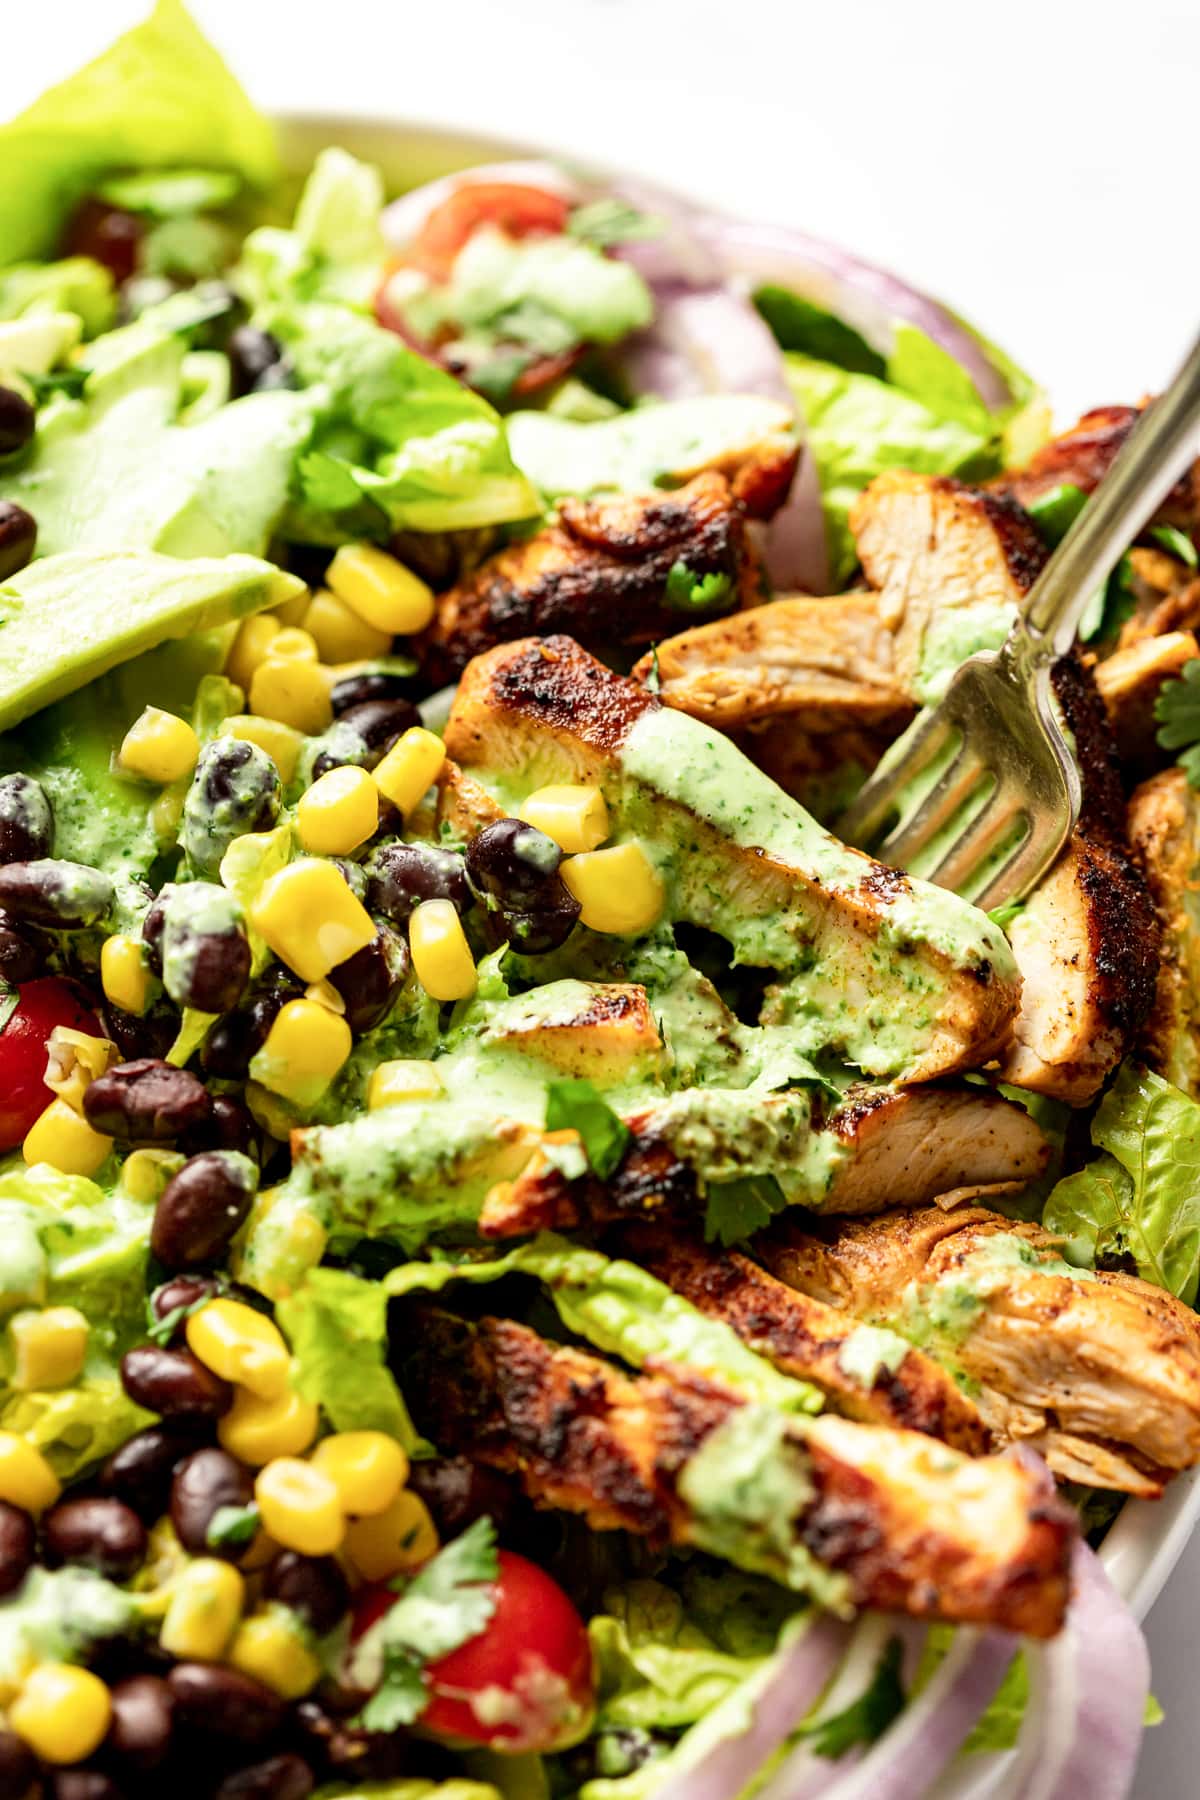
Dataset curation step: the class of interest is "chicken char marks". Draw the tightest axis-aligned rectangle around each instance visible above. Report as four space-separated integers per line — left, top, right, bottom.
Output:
418 471 761 686
401 1305 1073 1635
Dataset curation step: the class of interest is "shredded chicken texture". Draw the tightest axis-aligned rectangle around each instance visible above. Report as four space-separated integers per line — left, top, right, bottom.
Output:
1129 765 1200 1096
418 471 766 685
760 1206 1200 1496
401 1306 1073 1635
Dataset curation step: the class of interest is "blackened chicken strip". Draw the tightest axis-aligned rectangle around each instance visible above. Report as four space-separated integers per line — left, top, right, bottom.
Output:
993 404 1200 534
402 1307 1073 1636
616 1224 990 1453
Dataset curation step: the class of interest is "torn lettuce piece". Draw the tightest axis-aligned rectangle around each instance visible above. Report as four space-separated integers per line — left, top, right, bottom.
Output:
0 0 276 266
0 258 116 337
277 1267 426 1452
236 146 388 316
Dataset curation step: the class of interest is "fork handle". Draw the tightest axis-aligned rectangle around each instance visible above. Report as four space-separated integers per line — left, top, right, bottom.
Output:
1025 328 1200 649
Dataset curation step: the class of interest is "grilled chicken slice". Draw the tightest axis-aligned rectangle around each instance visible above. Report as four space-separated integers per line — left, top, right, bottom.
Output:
995 404 1200 535
1094 630 1199 768
760 1207 1200 1496
1129 766 1200 1096
618 1225 990 1452
401 1307 1072 1634
478 1083 1048 1238
848 469 1047 703
1116 547 1200 647
996 658 1158 1103
442 635 1020 1082
418 471 763 685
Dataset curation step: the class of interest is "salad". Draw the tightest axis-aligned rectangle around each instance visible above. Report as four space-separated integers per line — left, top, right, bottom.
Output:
0 3 1198 1797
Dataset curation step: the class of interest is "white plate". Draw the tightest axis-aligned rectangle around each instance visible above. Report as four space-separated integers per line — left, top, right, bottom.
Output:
275 111 1200 1793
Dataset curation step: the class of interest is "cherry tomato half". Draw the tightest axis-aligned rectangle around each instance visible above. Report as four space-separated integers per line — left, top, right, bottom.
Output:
353 1549 594 1753
0 978 101 1151
408 182 571 281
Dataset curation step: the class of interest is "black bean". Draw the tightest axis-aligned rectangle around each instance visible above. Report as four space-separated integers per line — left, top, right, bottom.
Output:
99 1422 209 1522
106 1673 175 1772
0 913 42 984
0 858 113 929
228 327 286 399
483 893 580 954
166 1664 286 1743
120 1346 233 1419
155 880 252 1013
182 1093 258 1159
0 501 36 582
308 699 419 780
201 970 300 1080
366 842 469 927
330 671 416 715
294 1701 411 1781
62 198 143 283
0 387 35 461
43 1497 146 1581
83 1058 212 1142
151 1150 258 1271
0 1501 35 1597
328 926 407 1034
181 739 282 878
262 1551 349 1636
0 774 52 864
328 858 369 903
46 1772 121 1800
100 998 177 1063
141 894 167 974
214 1754 314 1800
465 817 563 902
171 1448 255 1558
151 1274 220 1337
0 1730 36 1796
407 1456 519 1542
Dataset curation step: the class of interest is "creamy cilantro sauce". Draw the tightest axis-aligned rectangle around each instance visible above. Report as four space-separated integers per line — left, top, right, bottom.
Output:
0 1568 135 1691
895 1231 1097 1351
836 1322 911 1387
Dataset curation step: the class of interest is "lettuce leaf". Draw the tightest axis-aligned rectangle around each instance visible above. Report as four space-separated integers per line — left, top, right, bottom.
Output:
277 1266 426 1453
0 258 115 336
591 1579 776 1731
238 148 388 315
1043 1063 1200 1303
0 0 276 266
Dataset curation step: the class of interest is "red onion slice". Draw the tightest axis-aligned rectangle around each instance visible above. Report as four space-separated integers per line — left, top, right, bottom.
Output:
653 1615 851 1800
1004 1542 1148 1800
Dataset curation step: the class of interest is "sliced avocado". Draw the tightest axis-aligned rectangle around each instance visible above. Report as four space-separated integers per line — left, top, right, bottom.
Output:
0 547 301 732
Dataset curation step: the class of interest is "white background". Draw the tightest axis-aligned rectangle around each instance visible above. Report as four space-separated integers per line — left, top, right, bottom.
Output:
12 3 1200 1792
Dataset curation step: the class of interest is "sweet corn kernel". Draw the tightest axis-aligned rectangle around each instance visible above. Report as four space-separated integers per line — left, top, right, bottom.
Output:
227 613 282 691
372 727 446 817
269 626 319 663
251 998 353 1108
296 765 379 856
311 1432 409 1517
121 1147 184 1204
101 933 151 1016
250 858 376 984
344 1488 438 1581
303 589 392 665
23 1099 112 1177
150 782 186 841
519 784 610 854
228 1606 321 1698
249 657 334 735
326 544 435 635
186 1299 291 1400
159 1558 245 1660
256 1458 345 1556
118 706 200 785
43 1027 118 1110
367 1059 445 1109
561 842 665 936
408 899 476 1002
219 1385 319 1465
270 589 312 629
10 1306 88 1390
225 714 304 784
304 979 346 1015
0 1433 60 1512
10 1663 112 1765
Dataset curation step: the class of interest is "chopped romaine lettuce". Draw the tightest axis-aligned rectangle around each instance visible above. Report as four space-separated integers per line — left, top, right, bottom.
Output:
276 1266 426 1452
754 285 885 377
0 258 115 337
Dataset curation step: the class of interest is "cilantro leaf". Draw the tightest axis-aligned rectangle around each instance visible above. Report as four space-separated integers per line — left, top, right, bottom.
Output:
703 1174 788 1246
1155 656 1200 786
24 369 88 404
206 1502 260 1550
358 1517 500 1732
807 1635 905 1758
1150 523 1199 570
567 199 662 247
545 1078 630 1179
664 560 735 614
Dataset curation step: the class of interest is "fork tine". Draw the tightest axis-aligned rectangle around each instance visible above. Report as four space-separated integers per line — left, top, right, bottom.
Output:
971 812 1071 913
836 708 958 847
921 786 1027 896
872 746 991 870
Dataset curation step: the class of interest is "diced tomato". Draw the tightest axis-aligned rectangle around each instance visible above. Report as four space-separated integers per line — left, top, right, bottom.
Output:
352 1549 594 1753
409 183 571 280
0 978 101 1151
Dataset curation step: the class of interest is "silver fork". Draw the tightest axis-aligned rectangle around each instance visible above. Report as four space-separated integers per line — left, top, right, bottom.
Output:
836 328 1200 909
